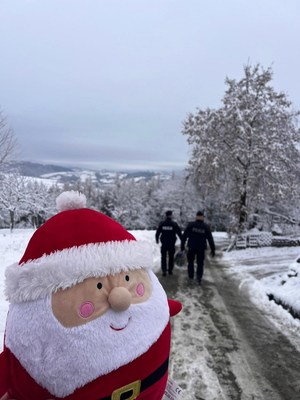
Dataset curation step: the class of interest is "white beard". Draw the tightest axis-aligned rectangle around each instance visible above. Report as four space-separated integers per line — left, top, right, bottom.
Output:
5 271 169 398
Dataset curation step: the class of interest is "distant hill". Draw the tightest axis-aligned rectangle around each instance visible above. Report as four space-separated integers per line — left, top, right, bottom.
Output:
2 161 174 188
5 161 73 177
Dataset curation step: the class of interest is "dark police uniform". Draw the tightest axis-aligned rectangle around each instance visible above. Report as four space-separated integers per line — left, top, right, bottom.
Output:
181 219 215 283
155 215 182 276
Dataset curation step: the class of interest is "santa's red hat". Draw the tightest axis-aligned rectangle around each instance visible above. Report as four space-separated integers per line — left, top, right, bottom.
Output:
5 191 153 303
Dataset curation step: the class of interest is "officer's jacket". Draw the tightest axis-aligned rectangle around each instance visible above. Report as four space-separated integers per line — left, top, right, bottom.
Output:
155 218 182 246
181 220 215 251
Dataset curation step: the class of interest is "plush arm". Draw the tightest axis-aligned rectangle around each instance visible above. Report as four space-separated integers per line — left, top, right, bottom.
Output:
168 299 182 317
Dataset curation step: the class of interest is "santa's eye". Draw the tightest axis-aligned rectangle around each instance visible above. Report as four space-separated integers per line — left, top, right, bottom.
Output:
125 275 130 282
97 282 103 290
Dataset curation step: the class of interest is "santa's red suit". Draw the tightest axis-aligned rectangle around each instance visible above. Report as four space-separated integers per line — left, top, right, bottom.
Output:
0 303 181 400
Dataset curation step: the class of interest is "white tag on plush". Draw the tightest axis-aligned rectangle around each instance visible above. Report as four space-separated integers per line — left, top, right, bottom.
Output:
162 377 184 399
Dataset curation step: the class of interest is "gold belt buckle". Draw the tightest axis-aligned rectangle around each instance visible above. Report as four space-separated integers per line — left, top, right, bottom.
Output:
111 379 141 400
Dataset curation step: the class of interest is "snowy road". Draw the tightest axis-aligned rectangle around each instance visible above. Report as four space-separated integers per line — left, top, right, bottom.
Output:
159 250 300 400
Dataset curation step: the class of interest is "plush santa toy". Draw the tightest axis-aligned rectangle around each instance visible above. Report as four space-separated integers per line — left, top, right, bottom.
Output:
0 191 182 400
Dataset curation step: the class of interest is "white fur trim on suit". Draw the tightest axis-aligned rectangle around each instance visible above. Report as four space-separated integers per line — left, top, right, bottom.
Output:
5 240 153 304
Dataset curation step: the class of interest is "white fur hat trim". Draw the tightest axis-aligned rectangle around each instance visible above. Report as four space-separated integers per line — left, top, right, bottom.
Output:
5 240 153 303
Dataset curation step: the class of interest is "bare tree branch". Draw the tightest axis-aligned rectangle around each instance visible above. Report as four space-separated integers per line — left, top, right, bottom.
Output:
0 108 17 166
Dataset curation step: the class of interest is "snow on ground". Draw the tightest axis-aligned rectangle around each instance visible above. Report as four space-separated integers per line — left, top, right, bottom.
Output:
1 229 300 353
0 228 35 347
222 244 300 334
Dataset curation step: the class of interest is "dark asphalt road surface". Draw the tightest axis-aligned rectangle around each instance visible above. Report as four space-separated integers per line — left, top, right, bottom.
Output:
158 247 300 400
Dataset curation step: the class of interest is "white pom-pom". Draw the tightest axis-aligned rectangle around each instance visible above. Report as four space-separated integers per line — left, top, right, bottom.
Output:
56 191 87 212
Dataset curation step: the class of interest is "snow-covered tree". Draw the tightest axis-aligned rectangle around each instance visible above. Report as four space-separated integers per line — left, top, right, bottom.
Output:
152 173 205 229
182 64 300 233
103 178 151 230
21 180 56 228
0 109 17 167
0 172 27 231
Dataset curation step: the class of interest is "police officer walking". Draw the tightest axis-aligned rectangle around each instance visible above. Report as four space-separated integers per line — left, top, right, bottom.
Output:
181 211 215 285
156 210 183 277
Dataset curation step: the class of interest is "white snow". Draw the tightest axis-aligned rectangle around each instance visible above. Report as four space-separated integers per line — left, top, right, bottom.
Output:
1 229 300 397
222 244 300 334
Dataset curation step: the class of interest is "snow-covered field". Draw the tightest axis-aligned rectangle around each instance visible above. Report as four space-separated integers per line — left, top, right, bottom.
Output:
1 228 300 349
222 244 300 335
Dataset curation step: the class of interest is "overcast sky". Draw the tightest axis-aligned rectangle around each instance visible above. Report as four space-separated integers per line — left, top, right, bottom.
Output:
1 0 300 171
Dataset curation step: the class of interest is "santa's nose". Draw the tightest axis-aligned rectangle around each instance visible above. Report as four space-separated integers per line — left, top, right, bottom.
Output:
108 286 131 312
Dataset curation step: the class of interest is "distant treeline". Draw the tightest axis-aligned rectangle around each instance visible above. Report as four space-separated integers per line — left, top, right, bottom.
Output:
0 170 298 236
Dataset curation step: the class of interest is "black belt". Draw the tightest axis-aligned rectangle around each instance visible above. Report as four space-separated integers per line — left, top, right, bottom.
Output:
100 357 169 400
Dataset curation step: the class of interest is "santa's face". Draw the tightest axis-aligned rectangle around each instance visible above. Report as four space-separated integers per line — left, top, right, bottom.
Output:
5 270 170 398
51 269 152 327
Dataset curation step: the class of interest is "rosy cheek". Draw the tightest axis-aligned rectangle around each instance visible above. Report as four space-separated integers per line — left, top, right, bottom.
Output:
79 301 95 318
136 282 145 297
